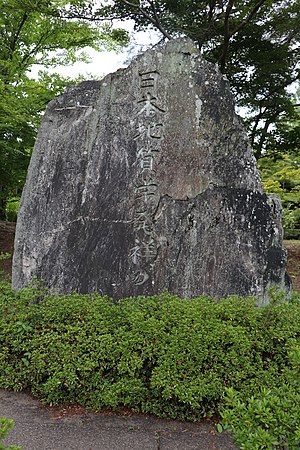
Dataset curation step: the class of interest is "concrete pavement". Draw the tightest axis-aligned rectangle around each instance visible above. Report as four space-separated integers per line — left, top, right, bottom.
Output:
0 389 237 449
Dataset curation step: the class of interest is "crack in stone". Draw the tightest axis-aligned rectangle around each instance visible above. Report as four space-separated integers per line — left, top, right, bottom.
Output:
54 105 92 111
36 217 132 236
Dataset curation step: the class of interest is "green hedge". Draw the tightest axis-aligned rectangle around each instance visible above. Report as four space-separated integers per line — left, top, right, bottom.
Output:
220 345 300 449
0 283 299 447
0 418 21 450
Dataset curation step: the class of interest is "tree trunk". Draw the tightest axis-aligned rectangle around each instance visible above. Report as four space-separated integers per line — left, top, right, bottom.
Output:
0 198 7 221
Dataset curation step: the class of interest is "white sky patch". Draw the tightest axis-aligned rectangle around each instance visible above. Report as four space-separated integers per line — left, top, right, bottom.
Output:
28 21 161 80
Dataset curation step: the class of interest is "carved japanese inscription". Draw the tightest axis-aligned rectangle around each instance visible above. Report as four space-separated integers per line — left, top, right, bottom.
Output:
13 38 290 304
130 70 166 286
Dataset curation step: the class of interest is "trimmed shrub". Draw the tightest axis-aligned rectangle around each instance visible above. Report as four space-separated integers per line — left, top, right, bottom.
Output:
1 282 299 425
221 346 300 449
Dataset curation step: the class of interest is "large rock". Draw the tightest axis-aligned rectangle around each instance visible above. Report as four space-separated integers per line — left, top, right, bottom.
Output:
12 38 290 304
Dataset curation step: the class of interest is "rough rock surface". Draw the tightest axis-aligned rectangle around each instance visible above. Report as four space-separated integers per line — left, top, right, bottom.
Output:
13 38 290 303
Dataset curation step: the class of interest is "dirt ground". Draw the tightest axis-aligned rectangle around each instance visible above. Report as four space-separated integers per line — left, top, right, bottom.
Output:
0 220 299 292
0 221 16 282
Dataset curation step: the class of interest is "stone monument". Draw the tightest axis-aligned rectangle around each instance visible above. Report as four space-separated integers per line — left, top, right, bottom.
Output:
12 38 290 304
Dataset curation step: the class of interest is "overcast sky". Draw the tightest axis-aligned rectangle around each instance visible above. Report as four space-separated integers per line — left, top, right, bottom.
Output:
29 21 161 80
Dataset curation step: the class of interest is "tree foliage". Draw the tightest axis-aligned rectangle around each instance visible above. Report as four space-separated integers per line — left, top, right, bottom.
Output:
258 88 300 236
97 0 300 158
0 0 128 219
259 152 300 236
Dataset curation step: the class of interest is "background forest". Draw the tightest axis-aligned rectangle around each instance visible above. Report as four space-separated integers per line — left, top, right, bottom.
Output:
0 0 299 237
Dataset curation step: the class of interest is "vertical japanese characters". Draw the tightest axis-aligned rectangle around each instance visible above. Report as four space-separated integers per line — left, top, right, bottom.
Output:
130 70 166 286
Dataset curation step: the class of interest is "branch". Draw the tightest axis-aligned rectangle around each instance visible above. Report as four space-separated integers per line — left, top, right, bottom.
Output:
9 12 28 57
230 0 267 37
50 12 118 22
117 0 172 39
19 28 52 74
208 0 216 23
149 1 169 37
257 148 283 159
249 85 299 157
257 115 277 156
250 103 265 147
219 0 235 72
264 74 300 101
218 0 283 73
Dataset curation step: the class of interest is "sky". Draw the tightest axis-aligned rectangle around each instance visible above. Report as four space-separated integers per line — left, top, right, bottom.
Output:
30 21 161 81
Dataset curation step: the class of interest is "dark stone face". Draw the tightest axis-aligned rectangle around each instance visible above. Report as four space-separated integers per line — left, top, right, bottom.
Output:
12 39 290 304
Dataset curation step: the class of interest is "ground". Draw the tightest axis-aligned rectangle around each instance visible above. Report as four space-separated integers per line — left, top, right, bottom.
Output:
0 221 16 282
0 220 299 292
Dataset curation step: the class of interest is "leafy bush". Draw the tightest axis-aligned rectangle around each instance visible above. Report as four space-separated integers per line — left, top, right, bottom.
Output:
0 282 299 426
5 198 19 223
0 418 21 450
221 346 300 449
0 254 11 262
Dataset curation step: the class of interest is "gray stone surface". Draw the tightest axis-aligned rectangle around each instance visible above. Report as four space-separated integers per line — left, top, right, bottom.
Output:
12 38 290 303
0 389 237 450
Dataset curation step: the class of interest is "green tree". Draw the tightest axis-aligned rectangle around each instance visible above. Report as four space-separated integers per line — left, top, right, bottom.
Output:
259 152 300 236
0 0 128 220
258 94 300 237
0 73 73 220
97 0 300 158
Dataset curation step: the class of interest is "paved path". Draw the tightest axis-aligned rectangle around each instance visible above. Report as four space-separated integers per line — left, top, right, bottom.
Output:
0 389 237 449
